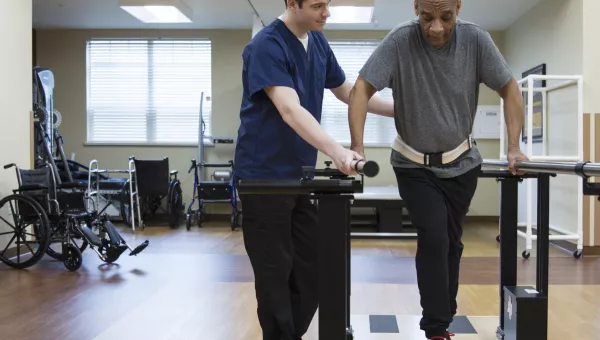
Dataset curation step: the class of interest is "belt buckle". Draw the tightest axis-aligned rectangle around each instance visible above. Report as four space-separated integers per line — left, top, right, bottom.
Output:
424 152 443 167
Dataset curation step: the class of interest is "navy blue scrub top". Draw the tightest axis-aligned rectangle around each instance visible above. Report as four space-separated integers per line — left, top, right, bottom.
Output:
234 19 346 180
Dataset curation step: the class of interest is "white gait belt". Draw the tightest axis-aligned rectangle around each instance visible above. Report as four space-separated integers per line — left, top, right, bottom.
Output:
391 135 473 166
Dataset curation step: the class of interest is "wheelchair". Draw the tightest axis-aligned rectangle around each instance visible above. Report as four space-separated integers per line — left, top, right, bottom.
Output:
121 156 184 230
0 162 149 271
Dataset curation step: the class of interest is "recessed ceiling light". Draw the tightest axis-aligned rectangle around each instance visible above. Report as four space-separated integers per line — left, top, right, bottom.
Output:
328 6 374 24
119 0 192 23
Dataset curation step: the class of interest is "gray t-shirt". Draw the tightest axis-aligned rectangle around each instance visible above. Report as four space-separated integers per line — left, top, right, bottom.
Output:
358 18 513 178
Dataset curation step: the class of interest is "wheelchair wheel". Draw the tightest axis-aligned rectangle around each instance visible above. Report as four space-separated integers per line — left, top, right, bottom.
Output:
168 180 183 229
230 212 241 231
185 213 192 231
45 225 88 261
0 194 51 269
63 243 82 271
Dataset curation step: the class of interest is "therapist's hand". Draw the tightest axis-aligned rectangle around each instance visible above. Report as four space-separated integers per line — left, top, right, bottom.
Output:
331 145 363 176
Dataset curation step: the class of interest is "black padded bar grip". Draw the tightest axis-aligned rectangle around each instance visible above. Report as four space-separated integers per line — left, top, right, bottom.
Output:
188 159 197 173
3 163 15 169
353 160 379 178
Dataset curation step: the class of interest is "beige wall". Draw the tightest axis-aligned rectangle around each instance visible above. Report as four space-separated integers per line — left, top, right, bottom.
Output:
582 0 600 247
583 0 600 113
504 0 583 236
0 1 33 242
35 27 505 216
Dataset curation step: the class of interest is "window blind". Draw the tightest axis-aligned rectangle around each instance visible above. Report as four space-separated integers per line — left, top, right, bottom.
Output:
86 38 212 145
322 40 396 146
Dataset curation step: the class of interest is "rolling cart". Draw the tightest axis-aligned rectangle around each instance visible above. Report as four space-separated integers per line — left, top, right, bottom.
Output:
185 159 240 230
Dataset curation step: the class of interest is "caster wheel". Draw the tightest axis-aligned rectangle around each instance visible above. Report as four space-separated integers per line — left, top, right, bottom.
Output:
573 250 583 259
230 213 237 231
230 212 242 231
522 250 530 259
63 243 82 271
185 214 192 231
496 235 500 243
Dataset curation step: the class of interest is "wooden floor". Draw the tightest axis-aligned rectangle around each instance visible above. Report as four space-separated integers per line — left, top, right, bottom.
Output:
0 220 598 340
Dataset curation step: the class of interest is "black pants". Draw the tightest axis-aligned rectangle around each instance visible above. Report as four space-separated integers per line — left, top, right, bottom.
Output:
393 165 480 339
239 193 319 340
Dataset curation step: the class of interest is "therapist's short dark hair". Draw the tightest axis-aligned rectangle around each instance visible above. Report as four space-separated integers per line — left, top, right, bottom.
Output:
284 0 304 8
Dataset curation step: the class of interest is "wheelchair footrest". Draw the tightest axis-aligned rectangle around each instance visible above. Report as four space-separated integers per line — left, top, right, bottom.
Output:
80 225 103 248
104 220 125 246
129 240 149 256
106 244 129 263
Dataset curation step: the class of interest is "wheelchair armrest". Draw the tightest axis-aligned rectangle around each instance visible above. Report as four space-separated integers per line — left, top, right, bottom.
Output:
58 182 86 190
170 170 178 175
15 184 48 191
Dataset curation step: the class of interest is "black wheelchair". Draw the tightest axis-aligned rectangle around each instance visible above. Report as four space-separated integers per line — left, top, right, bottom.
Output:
121 156 184 230
0 162 149 271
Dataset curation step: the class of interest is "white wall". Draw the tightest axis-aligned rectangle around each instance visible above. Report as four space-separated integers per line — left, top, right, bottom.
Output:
0 0 33 244
252 14 264 38
504 0 583 235
583 0 600 113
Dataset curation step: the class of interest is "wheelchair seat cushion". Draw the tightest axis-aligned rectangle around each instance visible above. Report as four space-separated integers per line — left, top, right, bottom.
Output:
19 183 48 191
58 182 87 190
98 178 128 192
64 208 90 218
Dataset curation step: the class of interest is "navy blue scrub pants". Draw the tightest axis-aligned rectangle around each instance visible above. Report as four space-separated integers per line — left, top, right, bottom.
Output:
239 193 319 340
393 165 480 339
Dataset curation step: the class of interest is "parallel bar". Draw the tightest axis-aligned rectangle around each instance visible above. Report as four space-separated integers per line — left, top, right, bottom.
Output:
237 179 362 195
482 159 600 177
497 156 582 162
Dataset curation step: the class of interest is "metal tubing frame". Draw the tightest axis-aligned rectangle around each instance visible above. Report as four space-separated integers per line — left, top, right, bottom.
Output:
499 74 584 255
88 159 141 232
482 159 600 178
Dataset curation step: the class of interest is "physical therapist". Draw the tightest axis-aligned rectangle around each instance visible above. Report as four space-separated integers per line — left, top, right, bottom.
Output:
233 0 394 339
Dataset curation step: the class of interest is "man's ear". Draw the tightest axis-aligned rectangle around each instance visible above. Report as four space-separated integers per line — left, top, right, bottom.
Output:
456 0 462 16
414 0 419 16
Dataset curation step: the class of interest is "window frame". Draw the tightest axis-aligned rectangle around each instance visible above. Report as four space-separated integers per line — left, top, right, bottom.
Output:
84 37 213 147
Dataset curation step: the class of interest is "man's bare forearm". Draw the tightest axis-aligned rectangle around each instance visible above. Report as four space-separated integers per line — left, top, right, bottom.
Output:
500 79 524 151
334 80 394 117
366 94 394 117
348 78 376 148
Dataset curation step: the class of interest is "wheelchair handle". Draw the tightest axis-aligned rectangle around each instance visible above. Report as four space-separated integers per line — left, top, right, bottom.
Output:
3 163 16 169
188 159 197 173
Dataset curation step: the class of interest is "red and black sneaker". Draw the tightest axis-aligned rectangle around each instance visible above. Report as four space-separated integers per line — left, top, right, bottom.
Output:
429 332 455 340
